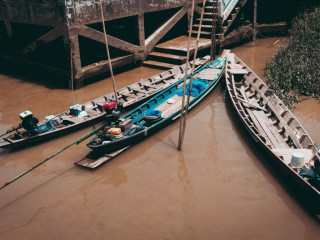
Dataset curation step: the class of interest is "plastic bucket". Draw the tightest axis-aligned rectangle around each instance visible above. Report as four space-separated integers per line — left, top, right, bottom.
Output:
290 152 305 168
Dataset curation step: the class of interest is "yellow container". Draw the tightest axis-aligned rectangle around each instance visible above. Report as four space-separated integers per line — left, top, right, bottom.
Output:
108 127 121 135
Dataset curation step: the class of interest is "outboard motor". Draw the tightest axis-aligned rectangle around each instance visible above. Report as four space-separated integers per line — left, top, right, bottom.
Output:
102 101 120 125
20 110 39 131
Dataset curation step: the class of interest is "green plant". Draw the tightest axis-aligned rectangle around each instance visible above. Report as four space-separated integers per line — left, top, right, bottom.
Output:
264 7 320 107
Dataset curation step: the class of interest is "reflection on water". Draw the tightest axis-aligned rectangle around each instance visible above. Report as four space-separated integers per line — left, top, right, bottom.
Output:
0 38 319 239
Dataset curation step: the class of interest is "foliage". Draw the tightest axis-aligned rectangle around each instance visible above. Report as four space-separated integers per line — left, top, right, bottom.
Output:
264 7 320 108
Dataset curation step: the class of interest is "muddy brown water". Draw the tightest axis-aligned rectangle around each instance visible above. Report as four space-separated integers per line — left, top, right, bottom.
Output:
0 38 319 239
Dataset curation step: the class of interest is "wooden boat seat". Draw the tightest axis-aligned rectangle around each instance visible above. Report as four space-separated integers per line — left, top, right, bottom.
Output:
196 68 221 81
272 148 313 165
155 94 194 118
86 109 102 116
238 88 287 149
119 91 136 99
62 115 86 123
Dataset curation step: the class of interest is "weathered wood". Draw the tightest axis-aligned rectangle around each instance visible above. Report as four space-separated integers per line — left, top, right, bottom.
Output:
138 13 146 60
226 53 320 215
271 148 313 165
256 22 287 33
222 25 254 47
246 76 303 149
253 0 257 41
145 7 188 54
78 25 140 54
196 68 221 80
22 27 65 55
75 147 130 169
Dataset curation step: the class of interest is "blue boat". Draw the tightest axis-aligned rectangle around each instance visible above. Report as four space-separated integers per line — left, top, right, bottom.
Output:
87 51 229 154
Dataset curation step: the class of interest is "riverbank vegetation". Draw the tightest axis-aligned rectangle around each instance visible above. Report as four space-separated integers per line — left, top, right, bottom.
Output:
264 7 320 107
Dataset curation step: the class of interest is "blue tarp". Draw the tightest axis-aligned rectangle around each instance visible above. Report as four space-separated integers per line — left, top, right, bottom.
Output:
177 80 207 97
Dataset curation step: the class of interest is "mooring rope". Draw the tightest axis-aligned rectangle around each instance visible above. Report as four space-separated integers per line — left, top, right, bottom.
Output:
98 0 118 103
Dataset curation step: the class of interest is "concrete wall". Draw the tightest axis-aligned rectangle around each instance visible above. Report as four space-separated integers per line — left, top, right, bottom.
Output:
0 0 66 26
68 0 202 25
0 0 203 26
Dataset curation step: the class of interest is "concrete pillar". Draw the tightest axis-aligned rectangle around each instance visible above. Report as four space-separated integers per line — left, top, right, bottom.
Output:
138 13 146 61
63 27 83 89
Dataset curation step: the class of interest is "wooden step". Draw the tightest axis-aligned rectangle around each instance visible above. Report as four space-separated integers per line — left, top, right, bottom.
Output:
193 24 213 29
203 12 214 16
148 52 187 65
143 60 177 70
205 6 218 10
153 46 188 56
196 18 217 22
189 30 212 36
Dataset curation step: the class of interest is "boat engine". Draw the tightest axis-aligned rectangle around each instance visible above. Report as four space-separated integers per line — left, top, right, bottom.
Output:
102 101 120 125
20 110 39 131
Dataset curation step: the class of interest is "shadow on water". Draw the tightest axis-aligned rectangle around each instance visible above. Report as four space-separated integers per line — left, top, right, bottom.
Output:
224 89 320 222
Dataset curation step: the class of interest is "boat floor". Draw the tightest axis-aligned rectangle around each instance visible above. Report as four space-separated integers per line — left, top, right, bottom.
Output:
155 94 194 118
238 86 313 165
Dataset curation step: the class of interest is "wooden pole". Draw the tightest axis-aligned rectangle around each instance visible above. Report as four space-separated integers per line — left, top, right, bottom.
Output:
98 0 118 103
210 0 217 60
178 0 207 150
178 0 195 150
253 0 257 41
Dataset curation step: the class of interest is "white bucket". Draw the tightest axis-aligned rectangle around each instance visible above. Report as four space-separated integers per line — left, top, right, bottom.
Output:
290 152 305 168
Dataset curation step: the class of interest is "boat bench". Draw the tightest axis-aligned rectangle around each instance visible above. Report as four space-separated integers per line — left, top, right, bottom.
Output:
272 148 313 165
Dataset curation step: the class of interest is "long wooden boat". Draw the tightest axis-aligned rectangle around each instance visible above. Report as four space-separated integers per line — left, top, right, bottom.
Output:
0 57 210 149
225 53 320 216
87 51 229 154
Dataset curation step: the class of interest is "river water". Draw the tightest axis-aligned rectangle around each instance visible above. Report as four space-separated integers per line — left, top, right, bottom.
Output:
0 38 319 239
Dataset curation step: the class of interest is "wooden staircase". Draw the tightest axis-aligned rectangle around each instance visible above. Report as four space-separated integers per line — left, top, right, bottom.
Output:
143 0 247 69
190 0 219 39
218 0 248 42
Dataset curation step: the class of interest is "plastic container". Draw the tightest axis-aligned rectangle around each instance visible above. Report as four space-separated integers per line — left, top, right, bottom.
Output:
108 128 121 135
290 152 305 168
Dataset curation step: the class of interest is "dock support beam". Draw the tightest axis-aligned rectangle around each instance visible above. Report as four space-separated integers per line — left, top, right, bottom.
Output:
253 0 257 41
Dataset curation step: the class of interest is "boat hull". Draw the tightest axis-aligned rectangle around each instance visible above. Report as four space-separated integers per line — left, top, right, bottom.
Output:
0 57 210 149
225 53 320 216
88 54 228 154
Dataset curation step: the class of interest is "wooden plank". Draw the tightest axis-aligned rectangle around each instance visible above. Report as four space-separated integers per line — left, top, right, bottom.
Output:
118 92 137 99
75 147 130 169
155 94 181 112
237 98 267 112
272 148 313 165
229 68 248 75
237 88 275 148
196 68 221 80
247 77 303 149
239 88 287 149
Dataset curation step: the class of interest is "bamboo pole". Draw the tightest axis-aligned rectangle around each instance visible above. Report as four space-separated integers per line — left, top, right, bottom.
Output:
210 0 217 60
98 0 118 103
178 0 207 150
0 123 107 190
177 0 195 150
